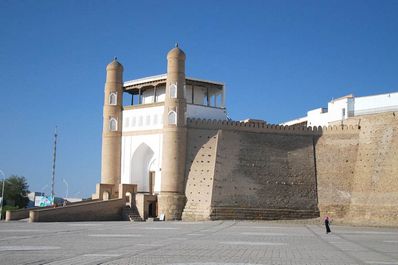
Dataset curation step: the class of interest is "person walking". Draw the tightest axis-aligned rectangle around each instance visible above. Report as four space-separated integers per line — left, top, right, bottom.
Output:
324 216 331 234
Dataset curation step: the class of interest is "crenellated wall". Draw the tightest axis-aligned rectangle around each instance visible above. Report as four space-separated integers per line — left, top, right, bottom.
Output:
323 112 398 226
183 114 398 226
187 118 323 135
183 119 331 221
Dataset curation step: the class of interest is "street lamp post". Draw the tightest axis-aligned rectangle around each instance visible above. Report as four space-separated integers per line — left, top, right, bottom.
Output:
0 170 6 220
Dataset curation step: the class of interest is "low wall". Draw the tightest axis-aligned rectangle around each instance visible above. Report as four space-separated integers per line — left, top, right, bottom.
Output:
6 207 45 221
6 200 98 221
29 199 124 222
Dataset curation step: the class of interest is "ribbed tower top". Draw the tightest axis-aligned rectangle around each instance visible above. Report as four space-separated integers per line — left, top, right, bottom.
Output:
167 44 186 60
106 57 123 71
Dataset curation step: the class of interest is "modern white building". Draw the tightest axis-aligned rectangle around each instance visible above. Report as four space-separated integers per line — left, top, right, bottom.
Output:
282 92 398 127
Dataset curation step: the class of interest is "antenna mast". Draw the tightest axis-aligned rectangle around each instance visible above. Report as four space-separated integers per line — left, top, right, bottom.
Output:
51 126 58 203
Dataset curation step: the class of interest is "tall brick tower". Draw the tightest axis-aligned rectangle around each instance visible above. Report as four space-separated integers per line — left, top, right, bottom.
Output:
158 45 188 220
100 58 124 197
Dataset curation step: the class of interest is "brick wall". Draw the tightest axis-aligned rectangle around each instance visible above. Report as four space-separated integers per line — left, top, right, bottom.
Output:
210 130 319 220
182 128 219 221
316 131 359 219
183 120 320 221
342 113 397 226
183 113 398 226
316 112 398 226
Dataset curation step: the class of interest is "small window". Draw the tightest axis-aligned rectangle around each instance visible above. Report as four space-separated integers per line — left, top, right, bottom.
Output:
169 84 177 98
109 117 117 131
342 108 346 118
168 111 177 125
109 92 117 105
125 117 130 128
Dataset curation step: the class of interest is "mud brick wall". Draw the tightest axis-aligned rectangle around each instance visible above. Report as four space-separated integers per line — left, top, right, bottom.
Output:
315 130 360 219
337 112 398 226
210 129 319 220
182 128 219 221
184 114 398 226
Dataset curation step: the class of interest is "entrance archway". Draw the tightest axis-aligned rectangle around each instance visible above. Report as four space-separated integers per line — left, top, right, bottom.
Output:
131 143 155 192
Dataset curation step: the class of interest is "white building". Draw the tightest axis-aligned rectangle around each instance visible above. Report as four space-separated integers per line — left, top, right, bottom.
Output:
282 92 398 127
121 74 228 194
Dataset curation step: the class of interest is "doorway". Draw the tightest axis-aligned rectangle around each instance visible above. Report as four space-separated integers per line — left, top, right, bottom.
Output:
148 202 157 218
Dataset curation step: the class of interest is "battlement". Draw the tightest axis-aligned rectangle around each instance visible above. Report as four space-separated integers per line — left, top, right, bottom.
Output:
186 118 360 135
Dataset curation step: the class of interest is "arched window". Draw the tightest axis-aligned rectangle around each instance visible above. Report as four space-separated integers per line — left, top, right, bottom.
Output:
109 92 117 105
168 111 177 125
109 117 117 131
169 83 177 98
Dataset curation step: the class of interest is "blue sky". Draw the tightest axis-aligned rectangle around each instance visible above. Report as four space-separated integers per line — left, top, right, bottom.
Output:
1 0 397 198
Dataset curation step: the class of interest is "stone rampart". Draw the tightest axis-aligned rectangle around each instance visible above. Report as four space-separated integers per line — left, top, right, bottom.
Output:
339 112 397 226
183 116 398 226
315 129 360 219
182 128 219 221
209 129 319 220
317 112 398 226
183 119 326 221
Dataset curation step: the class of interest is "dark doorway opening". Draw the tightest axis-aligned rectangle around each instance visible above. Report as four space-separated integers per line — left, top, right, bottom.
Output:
148 202 157 218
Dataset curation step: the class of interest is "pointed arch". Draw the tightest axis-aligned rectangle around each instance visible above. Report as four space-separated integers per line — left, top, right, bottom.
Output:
109 92 117 105
168 111 177 125
109 117 117 131
169 83 177 98
131 143 155 192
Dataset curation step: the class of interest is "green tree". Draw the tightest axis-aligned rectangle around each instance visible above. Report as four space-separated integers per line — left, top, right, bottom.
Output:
0 175 30 209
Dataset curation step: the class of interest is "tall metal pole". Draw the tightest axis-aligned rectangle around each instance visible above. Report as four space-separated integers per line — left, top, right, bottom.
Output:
0 170 6 220
51 126 58 204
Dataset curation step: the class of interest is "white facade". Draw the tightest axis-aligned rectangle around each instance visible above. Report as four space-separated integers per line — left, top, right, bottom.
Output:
120 76 228 193
282 92 398 127
123 106 164 132
121 105 164 193
121 133 162 193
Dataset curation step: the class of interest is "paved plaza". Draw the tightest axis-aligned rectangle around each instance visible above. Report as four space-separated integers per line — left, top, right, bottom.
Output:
0 220 397 265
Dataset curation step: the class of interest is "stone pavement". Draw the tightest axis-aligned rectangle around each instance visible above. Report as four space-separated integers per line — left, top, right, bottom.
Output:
0 220 397 265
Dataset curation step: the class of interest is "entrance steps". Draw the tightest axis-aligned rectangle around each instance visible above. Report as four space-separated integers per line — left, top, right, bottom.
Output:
122 206 143 222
